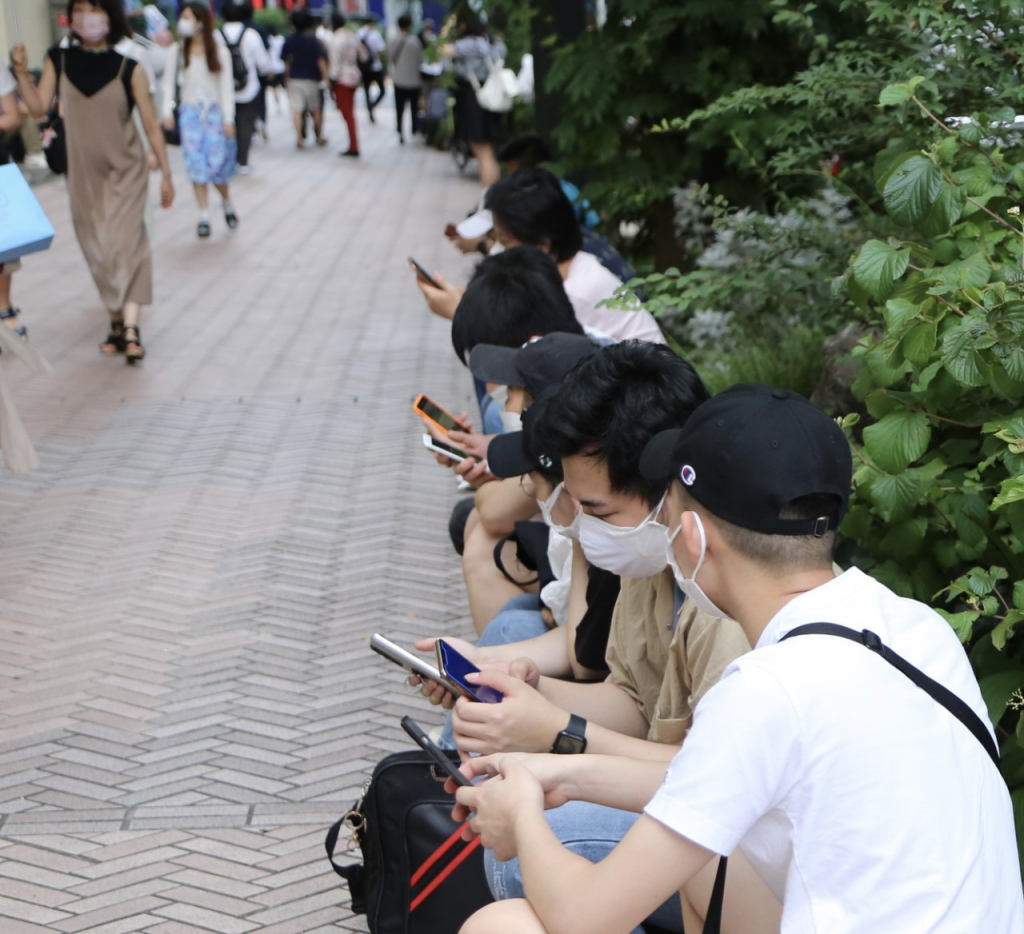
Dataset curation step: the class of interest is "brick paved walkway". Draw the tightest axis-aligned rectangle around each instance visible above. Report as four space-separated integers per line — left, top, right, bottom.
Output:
0 97 483 933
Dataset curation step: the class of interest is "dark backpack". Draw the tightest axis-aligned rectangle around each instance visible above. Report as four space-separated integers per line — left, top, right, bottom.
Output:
357 37 375 78
220 28 250 92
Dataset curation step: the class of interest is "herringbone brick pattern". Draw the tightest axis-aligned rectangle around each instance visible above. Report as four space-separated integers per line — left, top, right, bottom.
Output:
0 98 484 931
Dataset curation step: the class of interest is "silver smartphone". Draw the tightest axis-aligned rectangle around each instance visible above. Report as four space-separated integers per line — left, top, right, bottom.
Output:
369 633 468 699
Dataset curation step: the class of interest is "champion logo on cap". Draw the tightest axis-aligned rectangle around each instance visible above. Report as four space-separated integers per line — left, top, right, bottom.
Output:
680 465 696 486
539 454 553 469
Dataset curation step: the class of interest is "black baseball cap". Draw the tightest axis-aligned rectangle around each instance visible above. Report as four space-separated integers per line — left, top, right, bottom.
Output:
468 333 596 399
488 391 560 480
640 384 852 536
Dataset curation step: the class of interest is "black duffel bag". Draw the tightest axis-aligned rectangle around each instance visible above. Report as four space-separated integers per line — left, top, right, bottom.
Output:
326 749 493 933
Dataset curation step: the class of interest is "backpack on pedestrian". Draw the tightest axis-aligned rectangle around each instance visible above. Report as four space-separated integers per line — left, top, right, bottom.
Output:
220 28 250 93
357 37 374 80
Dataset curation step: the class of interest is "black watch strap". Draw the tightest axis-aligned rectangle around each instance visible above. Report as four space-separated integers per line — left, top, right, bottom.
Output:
550 713 587 754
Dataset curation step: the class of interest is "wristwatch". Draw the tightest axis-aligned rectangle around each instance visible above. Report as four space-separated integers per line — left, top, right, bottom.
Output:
550 713 587 755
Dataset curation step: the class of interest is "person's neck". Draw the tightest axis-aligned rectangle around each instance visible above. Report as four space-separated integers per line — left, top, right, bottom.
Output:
81 39 110 51
725 564 837 649
557 256 574 280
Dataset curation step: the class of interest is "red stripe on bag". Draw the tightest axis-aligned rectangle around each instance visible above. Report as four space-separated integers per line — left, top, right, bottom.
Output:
411 824 466 887
410 834 482 913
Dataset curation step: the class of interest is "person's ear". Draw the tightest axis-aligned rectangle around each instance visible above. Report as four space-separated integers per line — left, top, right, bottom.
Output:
679 511 705 565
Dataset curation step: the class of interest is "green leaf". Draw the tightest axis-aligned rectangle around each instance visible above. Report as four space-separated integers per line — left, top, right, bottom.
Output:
958 122 984 145
903 321 937 363
883 155 943 227
934 252 991 290
992 610 1024 651
980 670 1024 724
936 609 977 643
1015 580 1024 611
863 408 932 473
879 517 928 558
883 298 920 336
870 470 927 522
918 183 965 237
993 341 1024 382
852 240 910 299
879 84 912 106
992 477 1024 511
941 317 991 387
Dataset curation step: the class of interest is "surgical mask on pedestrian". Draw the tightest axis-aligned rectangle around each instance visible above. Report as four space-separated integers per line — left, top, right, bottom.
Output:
500 410 522 433
176 19 198 38
73 12 110 44
578 494 669 578
537 483 564 527
667 513 728 618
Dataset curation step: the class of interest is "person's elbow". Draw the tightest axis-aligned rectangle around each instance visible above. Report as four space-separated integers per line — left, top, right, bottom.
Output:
476 500 516 537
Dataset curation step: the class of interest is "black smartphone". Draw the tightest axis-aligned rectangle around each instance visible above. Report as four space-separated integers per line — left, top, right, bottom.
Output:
436 640 504 704
409 257 442 290
400 715 472 788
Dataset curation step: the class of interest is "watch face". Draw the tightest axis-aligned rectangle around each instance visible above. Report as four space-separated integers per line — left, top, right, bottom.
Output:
554 730 586 755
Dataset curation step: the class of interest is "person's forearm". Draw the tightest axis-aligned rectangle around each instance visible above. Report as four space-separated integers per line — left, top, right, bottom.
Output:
475 477 538 536
559 753 670 813
477 626 571 678
0 112 22 133
14 73 46 119
537 678 649 739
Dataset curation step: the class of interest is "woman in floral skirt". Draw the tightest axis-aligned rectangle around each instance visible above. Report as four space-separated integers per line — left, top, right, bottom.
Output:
162 2 238 239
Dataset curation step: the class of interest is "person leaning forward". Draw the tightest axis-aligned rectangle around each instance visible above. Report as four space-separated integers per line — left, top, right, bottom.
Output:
453 384 1023 934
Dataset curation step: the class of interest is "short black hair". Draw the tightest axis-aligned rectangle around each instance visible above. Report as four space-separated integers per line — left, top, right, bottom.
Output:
485 168 583 263
451 246 584 364
68 0 132 44
291 9 313 31
331 11 347 29
497 135 553 167
398 13 413 30
533 343 710 508
222 1 251 22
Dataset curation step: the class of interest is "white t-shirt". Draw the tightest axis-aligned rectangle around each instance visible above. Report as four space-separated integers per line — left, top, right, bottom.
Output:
220 23 271 104
357 26 386 73
645 568 1023 933
0 67 16 99
268 35 286 76
563 251 664 344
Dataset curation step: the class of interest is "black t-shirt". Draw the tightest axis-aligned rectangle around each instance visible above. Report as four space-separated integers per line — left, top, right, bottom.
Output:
574 567 620 675
47 45 137 109
281 32 326 81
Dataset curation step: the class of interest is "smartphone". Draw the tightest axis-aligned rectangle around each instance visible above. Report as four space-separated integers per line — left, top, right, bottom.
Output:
370 633 468 698
409 257 442 290
436 639 504 704
423 433 468 463
413 393 472 435
401 716 472 788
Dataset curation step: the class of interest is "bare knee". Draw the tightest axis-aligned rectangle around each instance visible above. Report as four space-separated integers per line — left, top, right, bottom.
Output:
460 899 547 934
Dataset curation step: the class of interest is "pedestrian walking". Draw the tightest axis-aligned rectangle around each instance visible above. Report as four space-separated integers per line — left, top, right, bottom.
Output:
389 14 422 145
327 13 360 157
0 60 27 346
162 2 237 239
356 16 386 123
282 10 329 149
11 0 174 363
219 0 271 175
266 26 286 113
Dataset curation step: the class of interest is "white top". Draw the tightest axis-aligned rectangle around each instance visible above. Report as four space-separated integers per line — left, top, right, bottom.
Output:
645 568 1023 933
0 67 16 98
268 34 286 75
220 23 271 104
563 252 664 344
328 28 361 87
161 41 236 124
357 26 386 72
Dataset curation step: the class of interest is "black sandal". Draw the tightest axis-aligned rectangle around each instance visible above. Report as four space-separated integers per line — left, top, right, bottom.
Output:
197 220 211 238
224 208 239 229
0 307 28 350
100 320 126 355
123 325 145 363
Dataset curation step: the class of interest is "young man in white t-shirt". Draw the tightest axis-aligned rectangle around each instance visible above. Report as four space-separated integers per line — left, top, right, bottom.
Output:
451 384 1023 934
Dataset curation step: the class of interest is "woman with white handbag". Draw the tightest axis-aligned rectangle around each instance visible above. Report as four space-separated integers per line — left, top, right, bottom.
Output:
444 12 505 188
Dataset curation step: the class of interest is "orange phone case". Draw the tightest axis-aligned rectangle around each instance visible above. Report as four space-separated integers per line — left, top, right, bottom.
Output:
413 393 471 436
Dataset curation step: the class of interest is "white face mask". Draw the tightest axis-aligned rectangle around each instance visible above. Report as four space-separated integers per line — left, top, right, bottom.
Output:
578 494 669 578
667 513 728 618
177 19 198 37
73 11 110 43
500 410 522 433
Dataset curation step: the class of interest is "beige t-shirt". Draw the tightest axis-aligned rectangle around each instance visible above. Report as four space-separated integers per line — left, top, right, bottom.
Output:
604 569 751 745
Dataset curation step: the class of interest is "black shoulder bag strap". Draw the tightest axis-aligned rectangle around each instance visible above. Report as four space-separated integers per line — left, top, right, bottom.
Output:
703 622 1000 934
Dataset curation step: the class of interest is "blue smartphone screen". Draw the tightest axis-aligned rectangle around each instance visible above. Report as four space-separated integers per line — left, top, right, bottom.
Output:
437 640 503 704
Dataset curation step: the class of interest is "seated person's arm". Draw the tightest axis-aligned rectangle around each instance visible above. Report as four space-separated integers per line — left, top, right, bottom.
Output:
475 475 540 537
415 272 464 320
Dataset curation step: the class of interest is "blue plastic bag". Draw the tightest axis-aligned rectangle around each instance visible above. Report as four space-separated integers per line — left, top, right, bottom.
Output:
0 164 55 264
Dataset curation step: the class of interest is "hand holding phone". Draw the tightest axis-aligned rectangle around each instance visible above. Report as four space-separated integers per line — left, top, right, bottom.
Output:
370 633 468 699
409 257 442 290
437 639 504 704
423 434 468 463
401 715 472 788
414 393 472 435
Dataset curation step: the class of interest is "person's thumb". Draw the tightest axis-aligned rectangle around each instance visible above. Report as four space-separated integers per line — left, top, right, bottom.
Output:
507 656 540 687
466 668 520 695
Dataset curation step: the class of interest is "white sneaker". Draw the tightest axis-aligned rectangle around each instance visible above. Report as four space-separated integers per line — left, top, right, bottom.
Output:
237 165 252 176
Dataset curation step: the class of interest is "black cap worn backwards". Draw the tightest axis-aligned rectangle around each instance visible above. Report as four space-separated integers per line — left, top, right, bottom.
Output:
639 384 852 536
488 391 560 480
468 333 597 400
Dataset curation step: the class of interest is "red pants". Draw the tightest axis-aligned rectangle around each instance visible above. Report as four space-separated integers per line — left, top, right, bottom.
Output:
333 82 359 154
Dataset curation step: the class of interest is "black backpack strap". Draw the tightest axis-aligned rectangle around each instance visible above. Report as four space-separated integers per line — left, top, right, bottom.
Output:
782 623 1000 768
325 816 367 914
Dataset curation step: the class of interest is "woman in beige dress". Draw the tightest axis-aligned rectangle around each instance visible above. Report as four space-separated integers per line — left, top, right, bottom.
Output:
12 0 174 363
